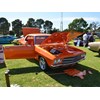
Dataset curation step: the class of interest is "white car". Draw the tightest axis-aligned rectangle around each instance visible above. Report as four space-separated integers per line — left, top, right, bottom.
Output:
88 42 100 56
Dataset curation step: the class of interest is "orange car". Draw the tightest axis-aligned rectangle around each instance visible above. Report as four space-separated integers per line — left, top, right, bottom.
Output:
4 31 86 71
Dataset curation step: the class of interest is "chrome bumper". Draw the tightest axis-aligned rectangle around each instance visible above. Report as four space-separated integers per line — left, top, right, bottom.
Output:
51 57 85 67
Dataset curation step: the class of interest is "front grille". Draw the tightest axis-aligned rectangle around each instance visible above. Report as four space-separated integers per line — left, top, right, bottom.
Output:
62 55 81 64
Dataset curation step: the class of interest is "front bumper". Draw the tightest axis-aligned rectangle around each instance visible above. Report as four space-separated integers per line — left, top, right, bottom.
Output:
51 54 86 67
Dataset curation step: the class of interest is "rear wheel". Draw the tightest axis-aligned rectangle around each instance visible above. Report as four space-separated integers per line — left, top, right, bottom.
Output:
39 57 48 71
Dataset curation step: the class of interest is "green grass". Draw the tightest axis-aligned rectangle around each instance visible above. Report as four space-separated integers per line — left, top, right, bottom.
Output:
0 43 100 87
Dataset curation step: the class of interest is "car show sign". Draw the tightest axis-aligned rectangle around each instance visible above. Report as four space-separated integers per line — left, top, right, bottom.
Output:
0 45 4 64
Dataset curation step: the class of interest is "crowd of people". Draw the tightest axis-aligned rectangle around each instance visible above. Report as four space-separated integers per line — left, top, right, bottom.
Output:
74 31 95 47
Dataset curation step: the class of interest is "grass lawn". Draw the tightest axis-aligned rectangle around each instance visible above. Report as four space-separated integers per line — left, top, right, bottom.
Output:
0 43 100 87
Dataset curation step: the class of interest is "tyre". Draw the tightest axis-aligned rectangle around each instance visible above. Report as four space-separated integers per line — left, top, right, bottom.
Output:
98 49 100 56
39 57 48 71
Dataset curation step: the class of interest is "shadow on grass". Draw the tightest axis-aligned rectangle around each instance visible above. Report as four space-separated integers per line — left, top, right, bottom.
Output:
0 63 7 69
94 55 100 58
9 63 100 87
10 66 41 75
45 64 100 87
9 59 40 75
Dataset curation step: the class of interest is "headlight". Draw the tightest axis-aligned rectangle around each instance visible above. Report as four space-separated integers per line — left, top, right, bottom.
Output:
54 59 62 64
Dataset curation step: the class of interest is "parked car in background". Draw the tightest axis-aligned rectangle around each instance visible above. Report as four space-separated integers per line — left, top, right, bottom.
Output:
0 35 16 44
11 35 23 45
88 42 100 56
11 38 21 45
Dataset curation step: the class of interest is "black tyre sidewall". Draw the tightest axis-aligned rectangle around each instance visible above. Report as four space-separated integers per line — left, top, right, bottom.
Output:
98 49 100 56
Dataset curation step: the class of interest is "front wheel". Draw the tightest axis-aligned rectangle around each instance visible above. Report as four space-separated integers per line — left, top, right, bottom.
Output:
39 57 48 71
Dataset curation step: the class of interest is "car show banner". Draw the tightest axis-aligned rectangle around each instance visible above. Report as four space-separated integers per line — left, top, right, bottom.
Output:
0 45 4 64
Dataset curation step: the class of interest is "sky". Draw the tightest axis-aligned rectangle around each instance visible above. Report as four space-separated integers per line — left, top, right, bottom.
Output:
0 12 100 30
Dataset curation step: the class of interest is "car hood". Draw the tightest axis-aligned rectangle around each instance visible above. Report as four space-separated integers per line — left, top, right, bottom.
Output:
41 31 83 45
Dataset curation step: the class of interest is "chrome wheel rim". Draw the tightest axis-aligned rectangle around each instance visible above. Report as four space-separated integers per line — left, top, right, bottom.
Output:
39 57 46 70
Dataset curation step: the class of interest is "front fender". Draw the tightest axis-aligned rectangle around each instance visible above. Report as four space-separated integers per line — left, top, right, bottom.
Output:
35 45 56 61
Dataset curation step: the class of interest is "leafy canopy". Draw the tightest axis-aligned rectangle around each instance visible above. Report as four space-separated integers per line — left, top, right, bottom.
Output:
68 18 88 32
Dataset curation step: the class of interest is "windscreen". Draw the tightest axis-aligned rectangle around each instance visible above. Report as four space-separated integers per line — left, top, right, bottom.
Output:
34 36 49 44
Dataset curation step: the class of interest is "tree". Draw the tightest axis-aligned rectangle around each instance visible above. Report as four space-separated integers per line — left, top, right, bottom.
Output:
0 17 10 35
50 28 60 34
9 30 15 36
63 29 69 32
68 18 88 32
35 19 44 28
12 19 22 37
89 22 100 32
43 20 53 33
26 18 36 27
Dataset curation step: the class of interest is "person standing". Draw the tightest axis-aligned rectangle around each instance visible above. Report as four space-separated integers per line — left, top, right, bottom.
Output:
83 33 88 47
